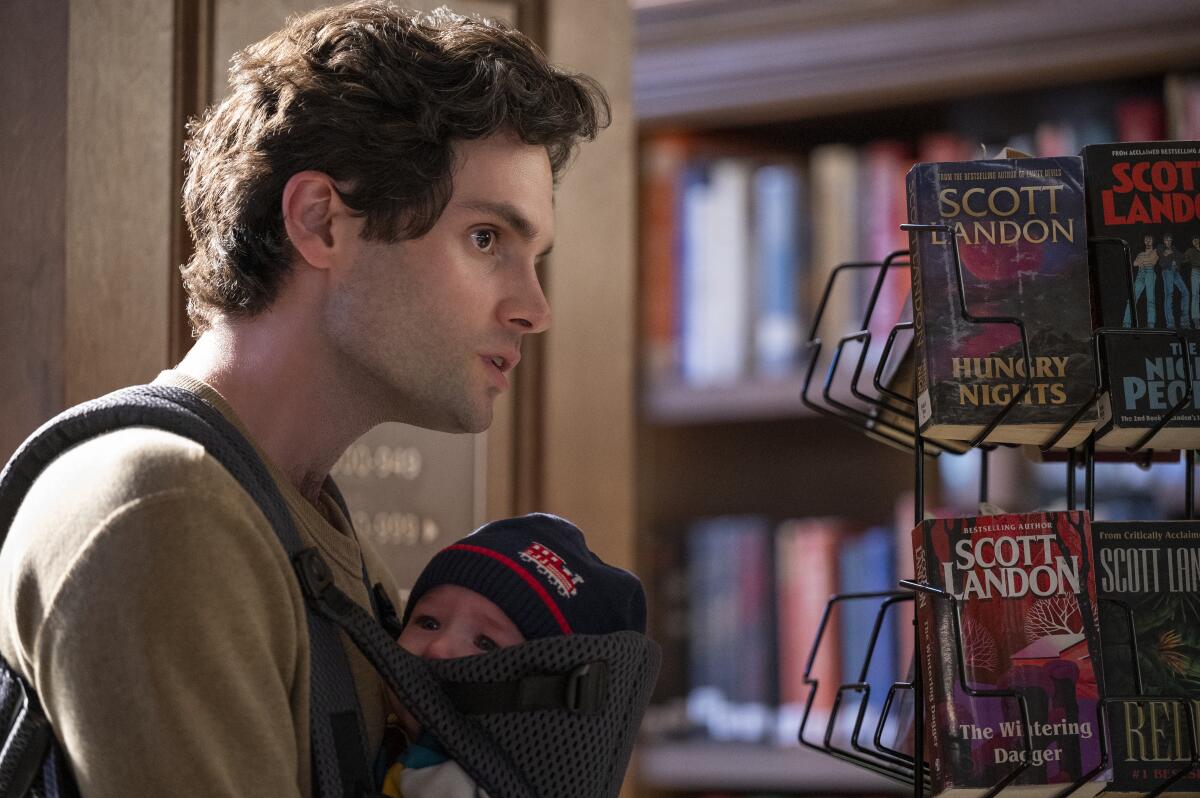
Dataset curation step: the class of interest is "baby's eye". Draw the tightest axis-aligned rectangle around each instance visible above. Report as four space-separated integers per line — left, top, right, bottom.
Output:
414 615 440 631
474 635 499 653
470 229 497 253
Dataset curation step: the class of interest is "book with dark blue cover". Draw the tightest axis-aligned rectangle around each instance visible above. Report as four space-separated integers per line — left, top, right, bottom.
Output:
906 156 1097 448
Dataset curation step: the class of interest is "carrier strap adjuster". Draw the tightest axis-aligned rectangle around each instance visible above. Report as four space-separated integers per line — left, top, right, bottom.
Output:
293 548 360 624
564 661 608 714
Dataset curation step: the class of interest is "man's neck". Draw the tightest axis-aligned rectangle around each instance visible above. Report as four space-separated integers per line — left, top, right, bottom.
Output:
176 320 377 507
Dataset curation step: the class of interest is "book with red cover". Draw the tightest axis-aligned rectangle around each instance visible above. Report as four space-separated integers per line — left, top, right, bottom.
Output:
912 511 1105 797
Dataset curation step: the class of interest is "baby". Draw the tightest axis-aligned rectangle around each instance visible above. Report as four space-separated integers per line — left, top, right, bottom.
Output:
381 512 646 797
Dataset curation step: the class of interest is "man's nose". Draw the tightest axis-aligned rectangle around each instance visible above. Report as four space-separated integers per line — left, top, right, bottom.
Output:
501 263 552 335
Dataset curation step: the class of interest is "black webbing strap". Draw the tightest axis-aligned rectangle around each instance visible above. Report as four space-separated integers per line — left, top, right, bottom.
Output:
0 385 373 798
0 667 51 797
438 661 609 716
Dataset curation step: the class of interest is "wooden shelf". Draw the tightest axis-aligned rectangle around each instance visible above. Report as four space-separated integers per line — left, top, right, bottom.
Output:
638 740 908 794
634 0 1200 126
642 373 817 424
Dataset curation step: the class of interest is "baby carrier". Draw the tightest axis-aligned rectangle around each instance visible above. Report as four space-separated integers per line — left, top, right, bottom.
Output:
0 385 661 798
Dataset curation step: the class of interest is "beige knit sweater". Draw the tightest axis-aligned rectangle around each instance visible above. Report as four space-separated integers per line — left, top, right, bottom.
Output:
0 371 398 797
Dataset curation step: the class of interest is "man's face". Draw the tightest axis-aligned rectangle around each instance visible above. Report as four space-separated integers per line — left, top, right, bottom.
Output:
1145 235 1155 250
324 132 554 432
1165 235 1174 249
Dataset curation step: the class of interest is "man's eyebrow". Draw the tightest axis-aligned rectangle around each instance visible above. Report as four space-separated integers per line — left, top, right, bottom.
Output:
461 200 540 241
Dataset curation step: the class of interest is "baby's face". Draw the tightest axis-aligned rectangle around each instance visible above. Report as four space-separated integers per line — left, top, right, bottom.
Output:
398 583 525 660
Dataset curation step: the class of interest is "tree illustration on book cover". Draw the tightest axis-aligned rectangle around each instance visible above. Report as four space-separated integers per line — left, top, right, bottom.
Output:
913 511 1105 797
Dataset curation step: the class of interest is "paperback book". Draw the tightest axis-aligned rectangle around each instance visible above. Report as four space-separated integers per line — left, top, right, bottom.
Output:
912 511 1105 797
1094 520 1200 796
1082 141 1200 450
906 156 1098 448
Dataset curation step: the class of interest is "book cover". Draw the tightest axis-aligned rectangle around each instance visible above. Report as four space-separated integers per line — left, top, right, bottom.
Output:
912 511 1105 797
1082 141 1200 450
906 156 1098 448
1094 520 1200 796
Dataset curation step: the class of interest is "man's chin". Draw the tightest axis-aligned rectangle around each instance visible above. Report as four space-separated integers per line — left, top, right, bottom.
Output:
430 403 493 435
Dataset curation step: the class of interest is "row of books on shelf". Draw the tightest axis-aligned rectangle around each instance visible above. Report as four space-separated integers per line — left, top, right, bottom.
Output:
655 508 1200 797
648 515 913 748
639 77 1200 399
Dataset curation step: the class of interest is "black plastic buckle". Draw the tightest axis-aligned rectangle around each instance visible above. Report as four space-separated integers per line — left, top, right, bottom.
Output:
292 548 359 623
565 661 608 715
293 547 335 600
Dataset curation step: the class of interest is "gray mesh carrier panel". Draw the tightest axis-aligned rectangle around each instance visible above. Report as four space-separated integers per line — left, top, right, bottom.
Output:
373 633 660 798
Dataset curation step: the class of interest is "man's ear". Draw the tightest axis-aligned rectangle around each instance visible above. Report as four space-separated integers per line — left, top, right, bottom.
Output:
282 171 358 271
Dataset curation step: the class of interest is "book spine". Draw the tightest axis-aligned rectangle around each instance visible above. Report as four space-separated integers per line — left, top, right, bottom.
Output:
906 168 932 428
639 136 687 384
752 164 803 377
912 521 946 789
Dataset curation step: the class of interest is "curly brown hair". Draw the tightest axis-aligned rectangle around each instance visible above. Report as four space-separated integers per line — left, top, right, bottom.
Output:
181 1 609 332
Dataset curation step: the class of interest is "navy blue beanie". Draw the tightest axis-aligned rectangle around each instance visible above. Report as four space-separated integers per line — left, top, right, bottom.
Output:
401 513 647 640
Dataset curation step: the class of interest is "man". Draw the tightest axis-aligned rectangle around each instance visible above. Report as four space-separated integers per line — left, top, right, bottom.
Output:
1186 234 1200 326
1159 232 1189 329
0 2 608 796
1125 233 1159 327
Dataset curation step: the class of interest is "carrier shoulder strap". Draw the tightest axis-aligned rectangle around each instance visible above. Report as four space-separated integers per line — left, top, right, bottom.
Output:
0 385 373 798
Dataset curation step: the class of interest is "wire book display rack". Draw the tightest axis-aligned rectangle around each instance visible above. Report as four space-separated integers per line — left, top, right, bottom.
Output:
795 224 1200 798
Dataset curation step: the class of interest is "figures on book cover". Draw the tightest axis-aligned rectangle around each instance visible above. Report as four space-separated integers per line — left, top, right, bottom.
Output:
1084 141 1200 448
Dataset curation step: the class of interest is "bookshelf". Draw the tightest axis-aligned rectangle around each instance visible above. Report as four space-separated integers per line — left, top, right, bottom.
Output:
630 1 1200 796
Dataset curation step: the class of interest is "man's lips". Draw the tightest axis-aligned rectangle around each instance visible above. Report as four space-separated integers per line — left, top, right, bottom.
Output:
483 351 521 373
482 351 520 390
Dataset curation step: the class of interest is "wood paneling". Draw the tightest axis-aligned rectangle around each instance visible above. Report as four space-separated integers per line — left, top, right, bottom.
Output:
541 0 637 571
0 1 68 461
65 0 175 404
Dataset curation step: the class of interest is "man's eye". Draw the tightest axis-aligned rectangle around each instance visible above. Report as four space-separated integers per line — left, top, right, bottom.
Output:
415 615 439 631
470 229 496 252
475 635 498 652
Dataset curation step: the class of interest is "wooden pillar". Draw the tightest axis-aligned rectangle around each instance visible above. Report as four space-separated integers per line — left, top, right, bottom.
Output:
1 0 175 460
